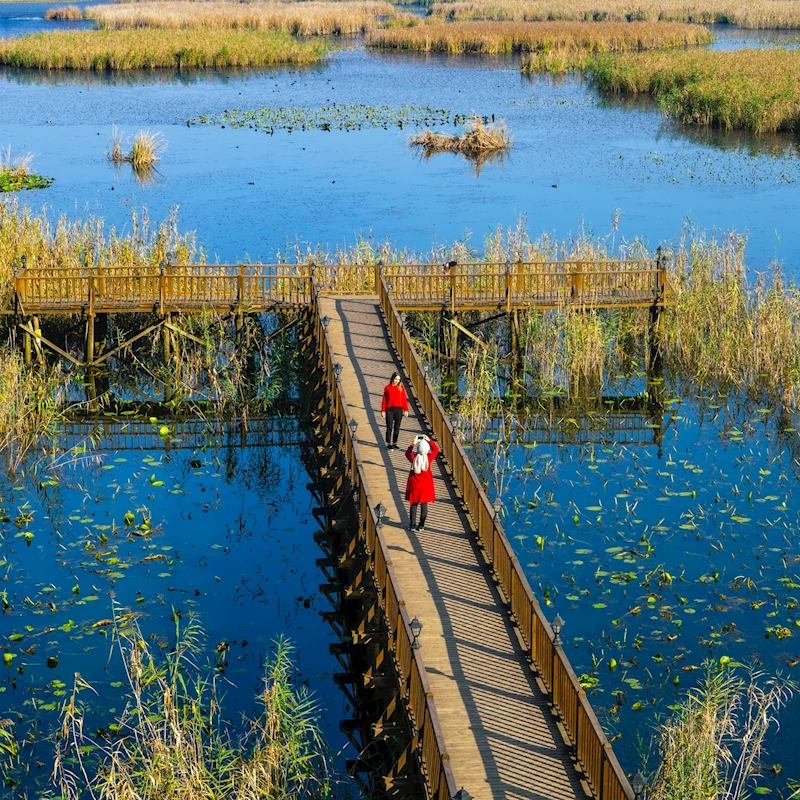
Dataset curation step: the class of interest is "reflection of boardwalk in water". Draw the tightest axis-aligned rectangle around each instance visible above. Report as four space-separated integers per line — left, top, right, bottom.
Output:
319 292 632 800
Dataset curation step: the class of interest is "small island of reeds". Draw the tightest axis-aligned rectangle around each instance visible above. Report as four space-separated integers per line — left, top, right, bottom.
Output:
428 0 800 29
367 20 711 67
0 149 53 193
0 28 326 70
43 5 82 20
411 116 511 165
86 0 395 36
588 48 800 132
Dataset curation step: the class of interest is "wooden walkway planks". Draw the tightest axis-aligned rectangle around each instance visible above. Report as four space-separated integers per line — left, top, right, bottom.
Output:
320 296 590 800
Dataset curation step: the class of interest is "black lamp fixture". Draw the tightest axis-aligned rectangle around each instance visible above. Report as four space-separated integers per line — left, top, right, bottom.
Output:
400 312 407 329
410 616 423 649
386 281 392 292
493 498 502 519
551 613 565 647
632 771 646 799
348 418 358 439
333 363 343 380
423 364 430 378
321 315 330 330
452 789 472 800
314 281 322 294
375 502 386 528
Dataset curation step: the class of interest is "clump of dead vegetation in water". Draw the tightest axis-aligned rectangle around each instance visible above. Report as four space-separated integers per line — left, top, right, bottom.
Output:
411 116 511 164
44 5 83 20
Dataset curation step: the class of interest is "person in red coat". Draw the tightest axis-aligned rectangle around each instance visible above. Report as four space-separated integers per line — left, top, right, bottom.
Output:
405 434 439 531
380 372 409 450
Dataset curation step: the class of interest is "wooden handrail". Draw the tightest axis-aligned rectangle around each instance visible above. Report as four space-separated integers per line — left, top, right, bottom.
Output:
309 286 458 800
376 275 635 800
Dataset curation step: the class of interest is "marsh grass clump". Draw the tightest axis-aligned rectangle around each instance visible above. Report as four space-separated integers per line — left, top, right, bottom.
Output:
368 20 711 56
0 147 54 193
0 28 326 70
648 668 795 800
43 5 82 20
54 616 334 800
108 128 166 183
588 49 800 132
429 0 800 29
87 1 395 36
411 116 511 164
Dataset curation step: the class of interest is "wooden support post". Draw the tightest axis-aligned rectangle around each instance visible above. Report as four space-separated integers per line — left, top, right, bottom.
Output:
32 315 44 365
23 321 31 366
236 264 245 345
571 261 584 305
85 315 95 366
163 312 172 362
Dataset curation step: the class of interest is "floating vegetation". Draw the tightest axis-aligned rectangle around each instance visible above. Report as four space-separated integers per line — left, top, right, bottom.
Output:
368 20 711 57
588 49 800 133
0 29 326 70
55 620 334 800
43 5 82 20
428 0 800 29
0 148 53 193
411 116 511 169
191 103 481 133
87 0 395 36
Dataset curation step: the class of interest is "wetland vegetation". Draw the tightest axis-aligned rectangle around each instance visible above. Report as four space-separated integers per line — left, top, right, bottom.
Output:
589 49 800 133
411 115 511 165
0 150 54 193
43 5 82 21
0 28 326 70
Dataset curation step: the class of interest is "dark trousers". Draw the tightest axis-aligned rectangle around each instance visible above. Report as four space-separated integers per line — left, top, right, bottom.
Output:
385 406 403 445
410 502 428 528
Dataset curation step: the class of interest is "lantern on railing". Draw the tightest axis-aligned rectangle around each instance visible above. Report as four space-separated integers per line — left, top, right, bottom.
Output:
452 790 473 800
348 418 358 440
410 617 423 649
333 363 343 380
321 315 330 330
375 502 386 528
551 613 565 647
493 498 502 520
632 771 646 799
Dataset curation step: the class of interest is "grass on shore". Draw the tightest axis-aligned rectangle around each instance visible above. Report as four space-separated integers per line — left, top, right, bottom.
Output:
55 617 334 800
0 148 54 193
43 5 82 20
588 49 800 132
368 20 710 56
87 0 395 36
411 116 511 160
0 28 326 70
428 0 800 29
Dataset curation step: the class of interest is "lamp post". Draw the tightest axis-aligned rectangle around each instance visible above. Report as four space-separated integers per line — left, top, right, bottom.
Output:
386 281 392 293
348 418 358 440
375 502 386 528
321 315 330 330
551 613 565 647
333 363 342 380
452 789 472 800
400 312 407 329
493 498 502 520
314 281 322 295
410 616 423 649
632 771 646 799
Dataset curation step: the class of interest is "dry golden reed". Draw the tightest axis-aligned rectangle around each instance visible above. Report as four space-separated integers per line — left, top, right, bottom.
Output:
412 116 511 157
0 28 325 70
589 49 800 132
368 20 710 55
43 5 82 20
429 0 800 29
87 1 395 36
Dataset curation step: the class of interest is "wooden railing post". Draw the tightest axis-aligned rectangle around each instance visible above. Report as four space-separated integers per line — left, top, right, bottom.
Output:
505 260 512 313
236 264 245 344
572 261 583 304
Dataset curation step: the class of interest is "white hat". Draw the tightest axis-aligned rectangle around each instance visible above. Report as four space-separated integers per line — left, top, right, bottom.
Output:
417 439 431 455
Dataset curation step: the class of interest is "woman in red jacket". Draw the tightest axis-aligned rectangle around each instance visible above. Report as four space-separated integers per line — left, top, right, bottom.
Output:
405 435 439 531
381 372 409 450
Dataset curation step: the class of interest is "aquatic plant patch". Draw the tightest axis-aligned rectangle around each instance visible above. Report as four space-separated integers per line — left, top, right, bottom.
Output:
191 103 484 133
0 28 326 70
429 0 800 29
87 1 395 36
411 116 511 160
588 48 800 133
367 20 711 57
0 171 54 192
43 5 82 20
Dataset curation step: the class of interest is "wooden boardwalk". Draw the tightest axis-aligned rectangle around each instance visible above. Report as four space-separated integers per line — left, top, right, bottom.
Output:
321 295 591 800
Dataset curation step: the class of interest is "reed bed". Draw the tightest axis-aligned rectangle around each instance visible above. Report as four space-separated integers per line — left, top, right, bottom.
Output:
0 28 326 70
588 49 800 132
87 1 395 36
429 0 800 29
43 5 82 20
0 147 54 192
108 127 166 168
55 618 334 800
411 116 511 158
368 20 710 55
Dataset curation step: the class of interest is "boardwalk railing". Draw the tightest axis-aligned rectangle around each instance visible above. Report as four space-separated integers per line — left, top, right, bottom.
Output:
377 275 635 800
13 260 667 314
310 286 458 800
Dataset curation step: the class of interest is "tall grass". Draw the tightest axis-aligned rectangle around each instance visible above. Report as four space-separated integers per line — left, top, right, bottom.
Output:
0 28 326 70
108 127 166 168
54 616 334 800
88 1 395 36
429 0 800 29
368 20 711 55
648 668 795 800
588 49 800 133
43 5 82 20
411 116 511 159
